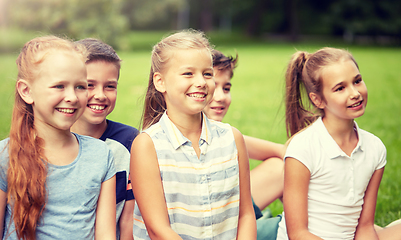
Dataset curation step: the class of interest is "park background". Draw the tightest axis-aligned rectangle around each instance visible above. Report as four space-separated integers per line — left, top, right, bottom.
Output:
0 0 400 227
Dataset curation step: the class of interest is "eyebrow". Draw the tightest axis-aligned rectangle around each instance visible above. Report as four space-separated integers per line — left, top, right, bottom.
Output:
331 74 361 90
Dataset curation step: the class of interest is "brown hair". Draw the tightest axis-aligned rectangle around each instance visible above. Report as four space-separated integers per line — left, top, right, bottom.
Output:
212 49 238 78
7 36 86 240
285 47 359 137
141 29 213 130
76 38 121 77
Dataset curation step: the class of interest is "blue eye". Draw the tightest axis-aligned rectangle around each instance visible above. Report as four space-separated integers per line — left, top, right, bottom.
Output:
54 85 64 89
183 72 193 76
77 85 87 90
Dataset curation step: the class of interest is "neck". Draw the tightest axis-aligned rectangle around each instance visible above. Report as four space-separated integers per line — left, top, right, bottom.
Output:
167 111 203 139
71 119 107 139
34 120 80 166
322 115 358 156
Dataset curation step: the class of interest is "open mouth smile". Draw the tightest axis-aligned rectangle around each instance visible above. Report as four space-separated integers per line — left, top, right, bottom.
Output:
88 105 106 110
348 101 362 108
56 108 76 114
187 93 206 98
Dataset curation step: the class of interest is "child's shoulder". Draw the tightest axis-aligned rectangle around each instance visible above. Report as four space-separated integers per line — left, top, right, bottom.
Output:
0 138 9 160
75 133 109 150
104 119 139 137
107 119 138 132
357 127 386 149
208 118 232 131
0 138 9 150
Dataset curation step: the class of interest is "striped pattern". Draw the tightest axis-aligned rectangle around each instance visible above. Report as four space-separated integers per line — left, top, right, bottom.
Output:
133 112 239 240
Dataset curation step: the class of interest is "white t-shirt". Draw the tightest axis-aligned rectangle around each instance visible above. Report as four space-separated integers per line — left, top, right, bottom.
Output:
277 117 386 240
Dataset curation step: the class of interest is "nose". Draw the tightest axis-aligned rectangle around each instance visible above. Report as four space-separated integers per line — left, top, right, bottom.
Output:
213 87 225 102
93 87 106 101
194 74 207 88
64 87 78 103
350 86 361 100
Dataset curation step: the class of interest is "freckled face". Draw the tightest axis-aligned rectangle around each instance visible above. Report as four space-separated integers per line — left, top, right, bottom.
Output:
203 68 232 122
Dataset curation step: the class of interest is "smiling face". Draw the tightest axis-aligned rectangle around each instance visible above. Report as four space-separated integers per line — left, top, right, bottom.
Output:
28 51 88 132
314 59 368 123
203 68 232 121
156 48 215 117
78 60 119 126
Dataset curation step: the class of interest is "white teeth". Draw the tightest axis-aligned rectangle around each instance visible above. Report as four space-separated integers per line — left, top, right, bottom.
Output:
58 108 74 113
350 102 361 107
188 93 206 98
89 105 105 110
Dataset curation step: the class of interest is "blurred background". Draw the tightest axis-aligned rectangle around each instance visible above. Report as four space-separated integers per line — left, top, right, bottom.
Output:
0 0 400 52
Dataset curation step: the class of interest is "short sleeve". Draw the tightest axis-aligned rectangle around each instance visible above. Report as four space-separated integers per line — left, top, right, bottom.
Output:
103 146 116 182
285 133 315 174
375 138 387 170
0 139 9 192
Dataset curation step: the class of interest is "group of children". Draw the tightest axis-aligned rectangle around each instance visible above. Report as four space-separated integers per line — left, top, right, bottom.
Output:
0 29 400 240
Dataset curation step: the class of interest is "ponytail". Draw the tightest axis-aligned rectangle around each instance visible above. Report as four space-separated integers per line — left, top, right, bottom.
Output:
285 51 318 138
284 47 358 138
7 93 47 240
7 36 86 240
141 70 166 130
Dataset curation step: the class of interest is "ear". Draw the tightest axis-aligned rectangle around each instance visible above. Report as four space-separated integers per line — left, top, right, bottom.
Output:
17 79 34 104
309 92 325 109
153 72 166 93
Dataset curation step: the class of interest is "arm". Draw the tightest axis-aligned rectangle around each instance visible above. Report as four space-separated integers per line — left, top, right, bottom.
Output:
130 133 182 240
232 127 257 240
354 168 384 240
243 135 285 161
119 199 135 240
95 176 117 240
284 157 322 240
0 189 7 236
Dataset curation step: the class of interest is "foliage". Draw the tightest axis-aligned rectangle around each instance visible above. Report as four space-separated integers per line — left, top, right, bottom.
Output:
6 0 128 47
3 0 400 48
121 0 185 30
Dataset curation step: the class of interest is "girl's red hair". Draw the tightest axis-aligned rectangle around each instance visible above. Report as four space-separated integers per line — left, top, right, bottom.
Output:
7 36 86 240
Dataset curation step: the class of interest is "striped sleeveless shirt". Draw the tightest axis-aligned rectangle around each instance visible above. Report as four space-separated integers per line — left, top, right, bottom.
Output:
133 112 240 240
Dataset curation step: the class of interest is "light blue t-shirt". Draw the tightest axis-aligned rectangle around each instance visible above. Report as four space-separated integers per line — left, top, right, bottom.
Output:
0 133 115 239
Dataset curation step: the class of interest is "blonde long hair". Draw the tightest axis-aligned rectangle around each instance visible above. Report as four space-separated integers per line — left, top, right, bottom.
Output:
141 29 213 130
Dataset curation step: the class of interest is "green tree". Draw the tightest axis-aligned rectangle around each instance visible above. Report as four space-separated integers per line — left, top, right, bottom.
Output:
7 0 128 47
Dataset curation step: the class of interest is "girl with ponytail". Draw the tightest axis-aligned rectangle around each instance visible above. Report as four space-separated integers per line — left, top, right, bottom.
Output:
0 36 116 240
277 47 401 239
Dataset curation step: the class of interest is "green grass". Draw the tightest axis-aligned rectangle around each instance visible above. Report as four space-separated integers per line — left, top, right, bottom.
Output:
1 34 400 226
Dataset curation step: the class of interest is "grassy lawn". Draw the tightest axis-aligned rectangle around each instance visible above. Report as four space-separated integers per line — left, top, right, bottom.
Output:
0 33 400 226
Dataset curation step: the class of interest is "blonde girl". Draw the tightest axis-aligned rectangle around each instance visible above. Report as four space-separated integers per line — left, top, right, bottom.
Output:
277 47 400 239
0 36 116 240
130 30 256 240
